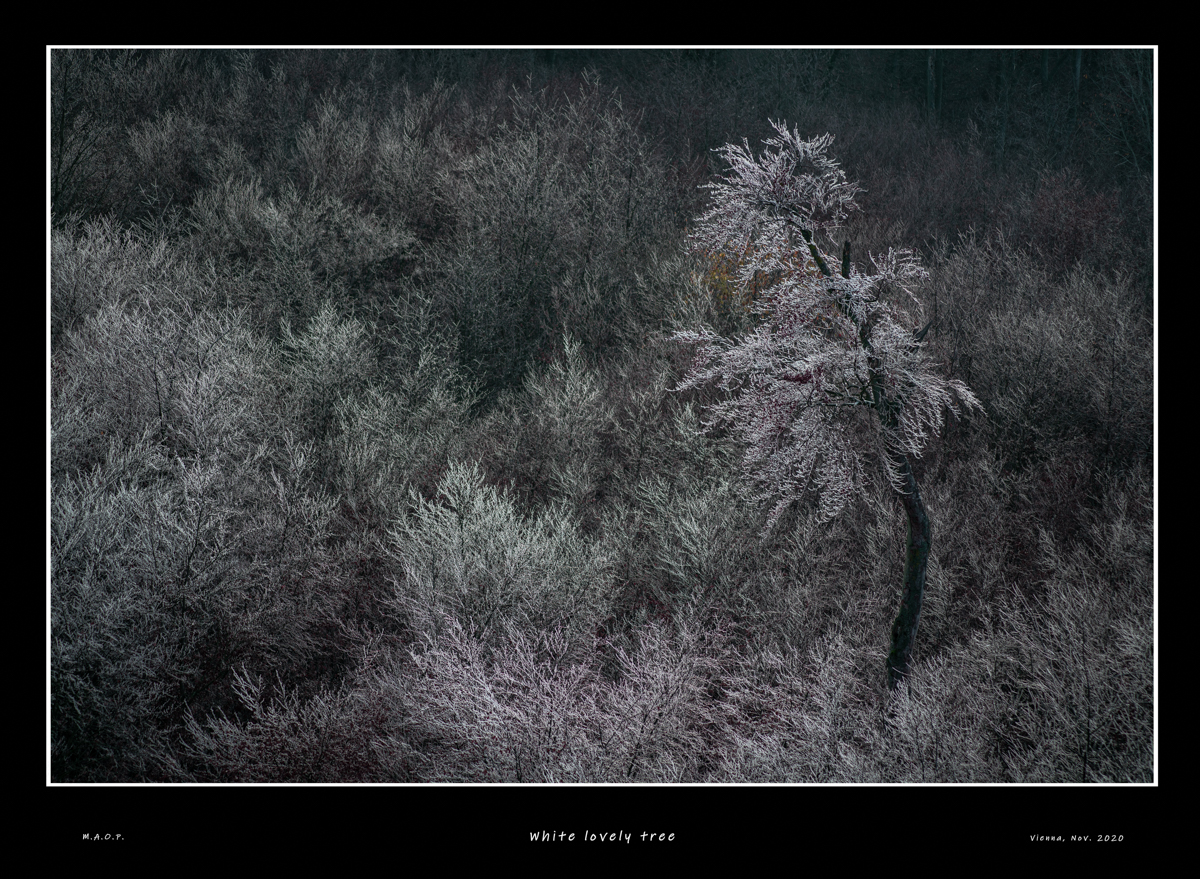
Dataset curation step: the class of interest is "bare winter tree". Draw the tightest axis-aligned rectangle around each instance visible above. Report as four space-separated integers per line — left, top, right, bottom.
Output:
674 121 982 689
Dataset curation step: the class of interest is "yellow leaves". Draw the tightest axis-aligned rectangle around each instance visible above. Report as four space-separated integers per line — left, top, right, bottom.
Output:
692 240 826 316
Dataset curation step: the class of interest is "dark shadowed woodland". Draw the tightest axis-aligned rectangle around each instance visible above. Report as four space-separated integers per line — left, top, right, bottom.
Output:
50 48 1154 783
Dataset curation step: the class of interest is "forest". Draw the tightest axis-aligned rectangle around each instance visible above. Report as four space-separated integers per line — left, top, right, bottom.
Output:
49 48 1154 783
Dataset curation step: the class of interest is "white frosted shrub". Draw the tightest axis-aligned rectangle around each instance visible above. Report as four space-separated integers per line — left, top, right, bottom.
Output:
874 653 1004 783
293 93 373 201
369 80 457 228
608 472 749 602
986 470 1152 782
385 612 726 782
709 633 874 783
592 614 726 781
325 307 473 523
930 234 1151 470
279 301 376 451
513 335 613 509
53 297 275 475
51 434 236 779
329 380 468 524
188 176 415 332
191 176 414 277
388 461 612 645
51 217 206 347
390 620 601 782
182 667 382 782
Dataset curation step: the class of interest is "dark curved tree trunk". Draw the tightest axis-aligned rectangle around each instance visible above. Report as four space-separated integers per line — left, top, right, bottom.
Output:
886 453 931 690
814 234 935 691
847 240 933 691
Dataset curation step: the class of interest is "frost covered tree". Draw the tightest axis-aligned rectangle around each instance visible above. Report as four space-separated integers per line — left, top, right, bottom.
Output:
674 121 982 689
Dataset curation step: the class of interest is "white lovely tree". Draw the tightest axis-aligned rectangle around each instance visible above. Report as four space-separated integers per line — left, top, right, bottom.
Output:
674 121 982 689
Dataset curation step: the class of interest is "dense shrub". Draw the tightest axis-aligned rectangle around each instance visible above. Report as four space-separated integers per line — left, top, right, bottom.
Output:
427 74 677 401
374 611 729 782
477 336 615 514
51 50 139 223
697 465 1152 783
992 167 1129 280
369 80 460 240
50 429 339 780
52 291 276 479
321 299 473 531
181 667 389 782
278 301 377 453
188 179 416 332
929 233 1152 473
387 461 613 648
50 217 215 349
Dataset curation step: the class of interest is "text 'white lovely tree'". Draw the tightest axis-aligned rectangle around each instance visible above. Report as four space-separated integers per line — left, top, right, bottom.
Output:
674 121 982 689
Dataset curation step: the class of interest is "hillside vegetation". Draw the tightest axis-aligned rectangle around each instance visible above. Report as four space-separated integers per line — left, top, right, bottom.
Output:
50 49 1153 782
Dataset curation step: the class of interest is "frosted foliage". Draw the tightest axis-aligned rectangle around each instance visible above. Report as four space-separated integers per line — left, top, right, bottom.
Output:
389 462 611 643
521 336 611 505
676 122 981 529
690 123 861 277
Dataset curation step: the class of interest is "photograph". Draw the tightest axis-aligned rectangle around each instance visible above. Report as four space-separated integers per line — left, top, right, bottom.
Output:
48 47 1155 799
